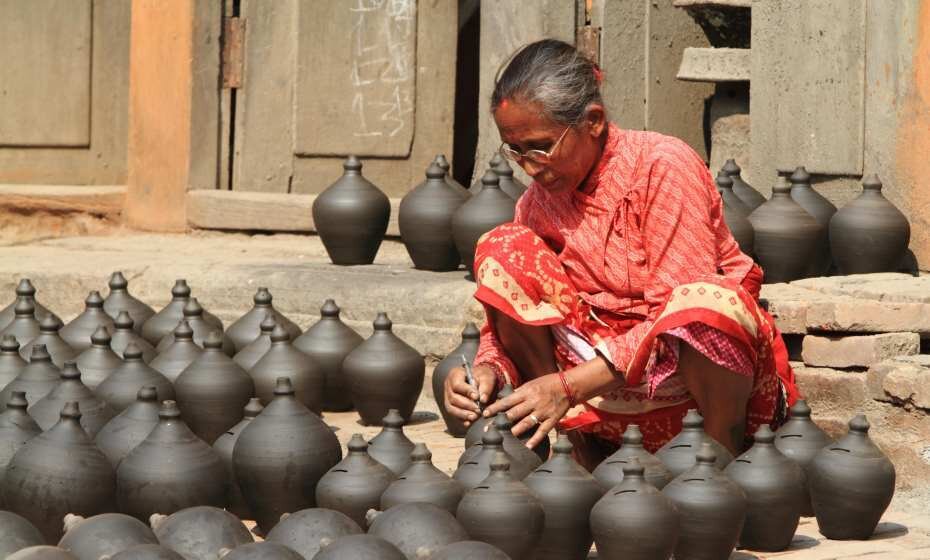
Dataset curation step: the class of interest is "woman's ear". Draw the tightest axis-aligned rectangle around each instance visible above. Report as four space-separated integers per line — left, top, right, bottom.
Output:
585 103 607 138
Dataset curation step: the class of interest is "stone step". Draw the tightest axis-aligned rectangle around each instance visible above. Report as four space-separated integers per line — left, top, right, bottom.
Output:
677 47 750 82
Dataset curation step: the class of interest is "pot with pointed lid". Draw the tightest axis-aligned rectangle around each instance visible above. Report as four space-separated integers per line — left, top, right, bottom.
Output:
156 298 235 356
456 451 544 559
109 545 185 560
250 324 324 414
381 443 465 514
1 298 41 348
492 155 528 200
0 391 41 491
0 279 61 331
524 434 602 560
452 170 517 276
343 312 424 425
213 398 264 519
459 413 540 478
593 423 672 491
97 343 175 412
149 320 204 382
104 271 156 331
31 362 116 436
294 299 363 412
142 280 223 346
789 166 836 277
0 334 27 388
748 176 822 283
234 312 275 371
721 159 765 211
74 326 123 390
3 401 117 542
60 292 115 352
367 409 416 475
435 154 469 194
110 311 157 362
150 506 254 559
432 323 480 437
368 502 469 560
656 409 734 478
316 434 396 527
233 377 343 534
808 414 896 540
20 315 77 368
0 344 61 413
0 511 45 557
398 161 468 271
716 172 755 256
266 508 363 560
464 383 550 462
227 288 302 353
58 512 158 559
453 425 512 490
313 534 406 560
430 541 512 560
220 542 304 560
774 399 833 516
95 386 162 468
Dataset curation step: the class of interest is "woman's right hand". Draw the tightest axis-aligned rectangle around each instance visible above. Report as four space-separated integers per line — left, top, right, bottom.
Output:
443 364 497 426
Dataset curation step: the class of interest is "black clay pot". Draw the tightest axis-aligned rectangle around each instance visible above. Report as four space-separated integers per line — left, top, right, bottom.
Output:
493 156 527 200
435 154 469 195
250 325 324 414
1 298 41 348
0 391 41 496
109 545 185 560
116 400 226 521
808 414 896 540
662 443 747 560
156 299 235 356
458 413 540 481
381 443 465 515
656 409 734 478
234 313 276 372
222 543 305 560
456 452 544 560
432 323 480 437
3 401 117 543
774 399 833 517
748 177 822 283
0 345 61 413
265 508 363 560
524 435 602 560
7 547 80 560
213 397 264 519
294 300 363 412
149 320 204 382
232 377 343 535
175 331 255 444
94 386 162 468
398 161 468 271
312 534 406 560
227 288 302 353
716 172 754 256
96 343 175 412
104 272 156 332
313 155 392 266
74 326 123 390
142 280 223 346
464 384 550 462
454 425 508 490
452 170 516 275
150 506 254 559
0 334 27 389
58 512 158 559
721 159 765 211
110 311 157 363
20 315 76 368
430 541 512 560
368 502 469 560
316 434 396 528
30 362 116 437
830 174 911 274
0 279 61 331
0 510 45 557
367 409 415 475
593 423 672 491
343 313 424 425
789 166 836 277
60 292 115 353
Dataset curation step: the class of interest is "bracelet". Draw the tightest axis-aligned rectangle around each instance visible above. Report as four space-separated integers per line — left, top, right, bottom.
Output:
558 371 577 408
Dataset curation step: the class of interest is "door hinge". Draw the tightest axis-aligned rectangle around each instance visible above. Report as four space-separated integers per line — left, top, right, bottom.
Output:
222 16 245 89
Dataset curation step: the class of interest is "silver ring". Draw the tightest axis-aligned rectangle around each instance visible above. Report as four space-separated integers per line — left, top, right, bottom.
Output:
529 414 541 425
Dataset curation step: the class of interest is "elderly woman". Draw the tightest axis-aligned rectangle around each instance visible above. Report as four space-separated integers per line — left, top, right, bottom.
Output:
443 39 798 468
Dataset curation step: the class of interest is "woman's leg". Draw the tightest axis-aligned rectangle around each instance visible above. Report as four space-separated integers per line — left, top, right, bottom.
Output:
488 307 559 381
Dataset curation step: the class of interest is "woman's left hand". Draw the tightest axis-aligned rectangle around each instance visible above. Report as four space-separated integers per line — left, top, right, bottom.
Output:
482 372 571 450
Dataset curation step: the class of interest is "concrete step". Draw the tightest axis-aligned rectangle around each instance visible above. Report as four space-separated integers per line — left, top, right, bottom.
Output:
677 47 750 82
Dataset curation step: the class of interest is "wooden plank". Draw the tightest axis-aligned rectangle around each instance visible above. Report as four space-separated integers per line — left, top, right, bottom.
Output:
0 185 125 215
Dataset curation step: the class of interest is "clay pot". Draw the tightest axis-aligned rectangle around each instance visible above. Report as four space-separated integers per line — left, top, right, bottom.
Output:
175 331 255 444
312 534 406 560
58 512 158 559
398 161 468 271
381 443 465 515
116 400 227 521
774 399 833 517
432 323 480 437
109 545 185 560
454 425 508 490
212 397 264 519
435 154 469 195
150 506 254 559
748 176 822 283
0 279 61 331
789 166 836 277
234 313 276 372
94 386 162 468
7 547 79 560
316 434 397 528
662 443 747 560
294 299 363 412
464 384 551 462
232 377 343 534
30 362 116 437
0 334 27 389
149 320 204 382
452 170 516 274
96 343 175 412
250 325 324 414
265 508 363 560
368 503 469 560
830 174 911 274
20 315 76 368
593 423 672 491
110 311 157 362
60 292 115 353
458 413 541 480
808 414 896 540
312 155 392 265
524 435 602 560
472 154 527 200
367 409 415 475
429 541 512 560
656 409 734 478
343 313 424 425
0 345 61 413
74 326 123 390
104 272 156 332
0 391 41 487
0 511 45 557
221 543 305 560
456 452 544 560
3 401 117 543
142 280 223 346
226 288 302 353
156 299 235 356
721 159 765 211
1 298 41 348
716 172 755 256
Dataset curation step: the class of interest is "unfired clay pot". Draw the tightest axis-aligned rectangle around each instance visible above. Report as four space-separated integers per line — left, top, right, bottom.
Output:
109 311 157 363
265 508 362 560
293 299 363 412
0 279 61 331
94 386 162 468
367 409 416 476
789 166 836 277
149 320 204 382
96 342 175 413
381 442 465 515
212 397 264 519
0 334 27 389
226 287 302 353
367 502 469 560
30 361 116 437
398 161 467 271
0 510 45 558
311 534 406 560
103 271 156 332
250 325 324 415
432 323 480 437
593 423 672 491
656 409 734 478
74 326 124 390
716 172 754 256
142 280 223 346
452 170 516 274
748 177 822 283
315 433 396 528
233 313 276 372
60 292 114 353
0 391 41 492
150 506 254 559
0 345 61 413
58 512 158 559
19 315 76 368
155 298 235 356
1 298 40 349
722 159 765 210
774 399 833 517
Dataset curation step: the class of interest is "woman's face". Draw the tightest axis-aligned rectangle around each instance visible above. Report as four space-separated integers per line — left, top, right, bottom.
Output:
493 99 606 194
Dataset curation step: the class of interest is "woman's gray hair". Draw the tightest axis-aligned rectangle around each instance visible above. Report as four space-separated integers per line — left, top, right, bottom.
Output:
491 39 604 126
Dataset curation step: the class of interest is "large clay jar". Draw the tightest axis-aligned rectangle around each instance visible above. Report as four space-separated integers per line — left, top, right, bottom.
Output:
156 299 235 356
524 435 602 560
110 311 157 362
748 176 822 283
3 401 117 543
830 174 911 274
368 502 469 560
312 534 406 560
0 345 61 413
0 279 61 330
0 391 41 486
590 458 679 560
251 325 324 414
316 434 396 527
435 154 469 195
808 414 896 540
149 320 204 382
116 400 226 521
0 334 27 388
221 542 305 560
454 425 509 490
452 170 516 275
456 452 544 560
265 508 363 560
58 512 158 559
95 386 162 468
492 155 528 200
430 541 512 560
432 323 480 437
96 343 175 412
175 331 255 444
774 399 833 516
0 511 45 557
656 409 734 478
721 159 765 211
724 425 805 551
233 377 343 535
313 155 392 266
458 413 541 480
464 384 550 461
343 313 424 425
150 506 254 559
226 288 302 353
74 326 123 390
109 545 185 560
716 172 754 256
142 279 223 346
234 313 276 372
593 423 672 491
1 298 41 348
789 166 836 277
398 161 468 271
367 409 416 475
104 271 156 331
212 397 263 519
7 546 80 560
30 362 116 436
294 299 363 412
20 315 76 368
662 443 747 560
381 443 465 515
60 292 115 352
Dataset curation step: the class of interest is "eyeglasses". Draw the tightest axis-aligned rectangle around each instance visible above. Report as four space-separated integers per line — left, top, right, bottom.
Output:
499 125 571 166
